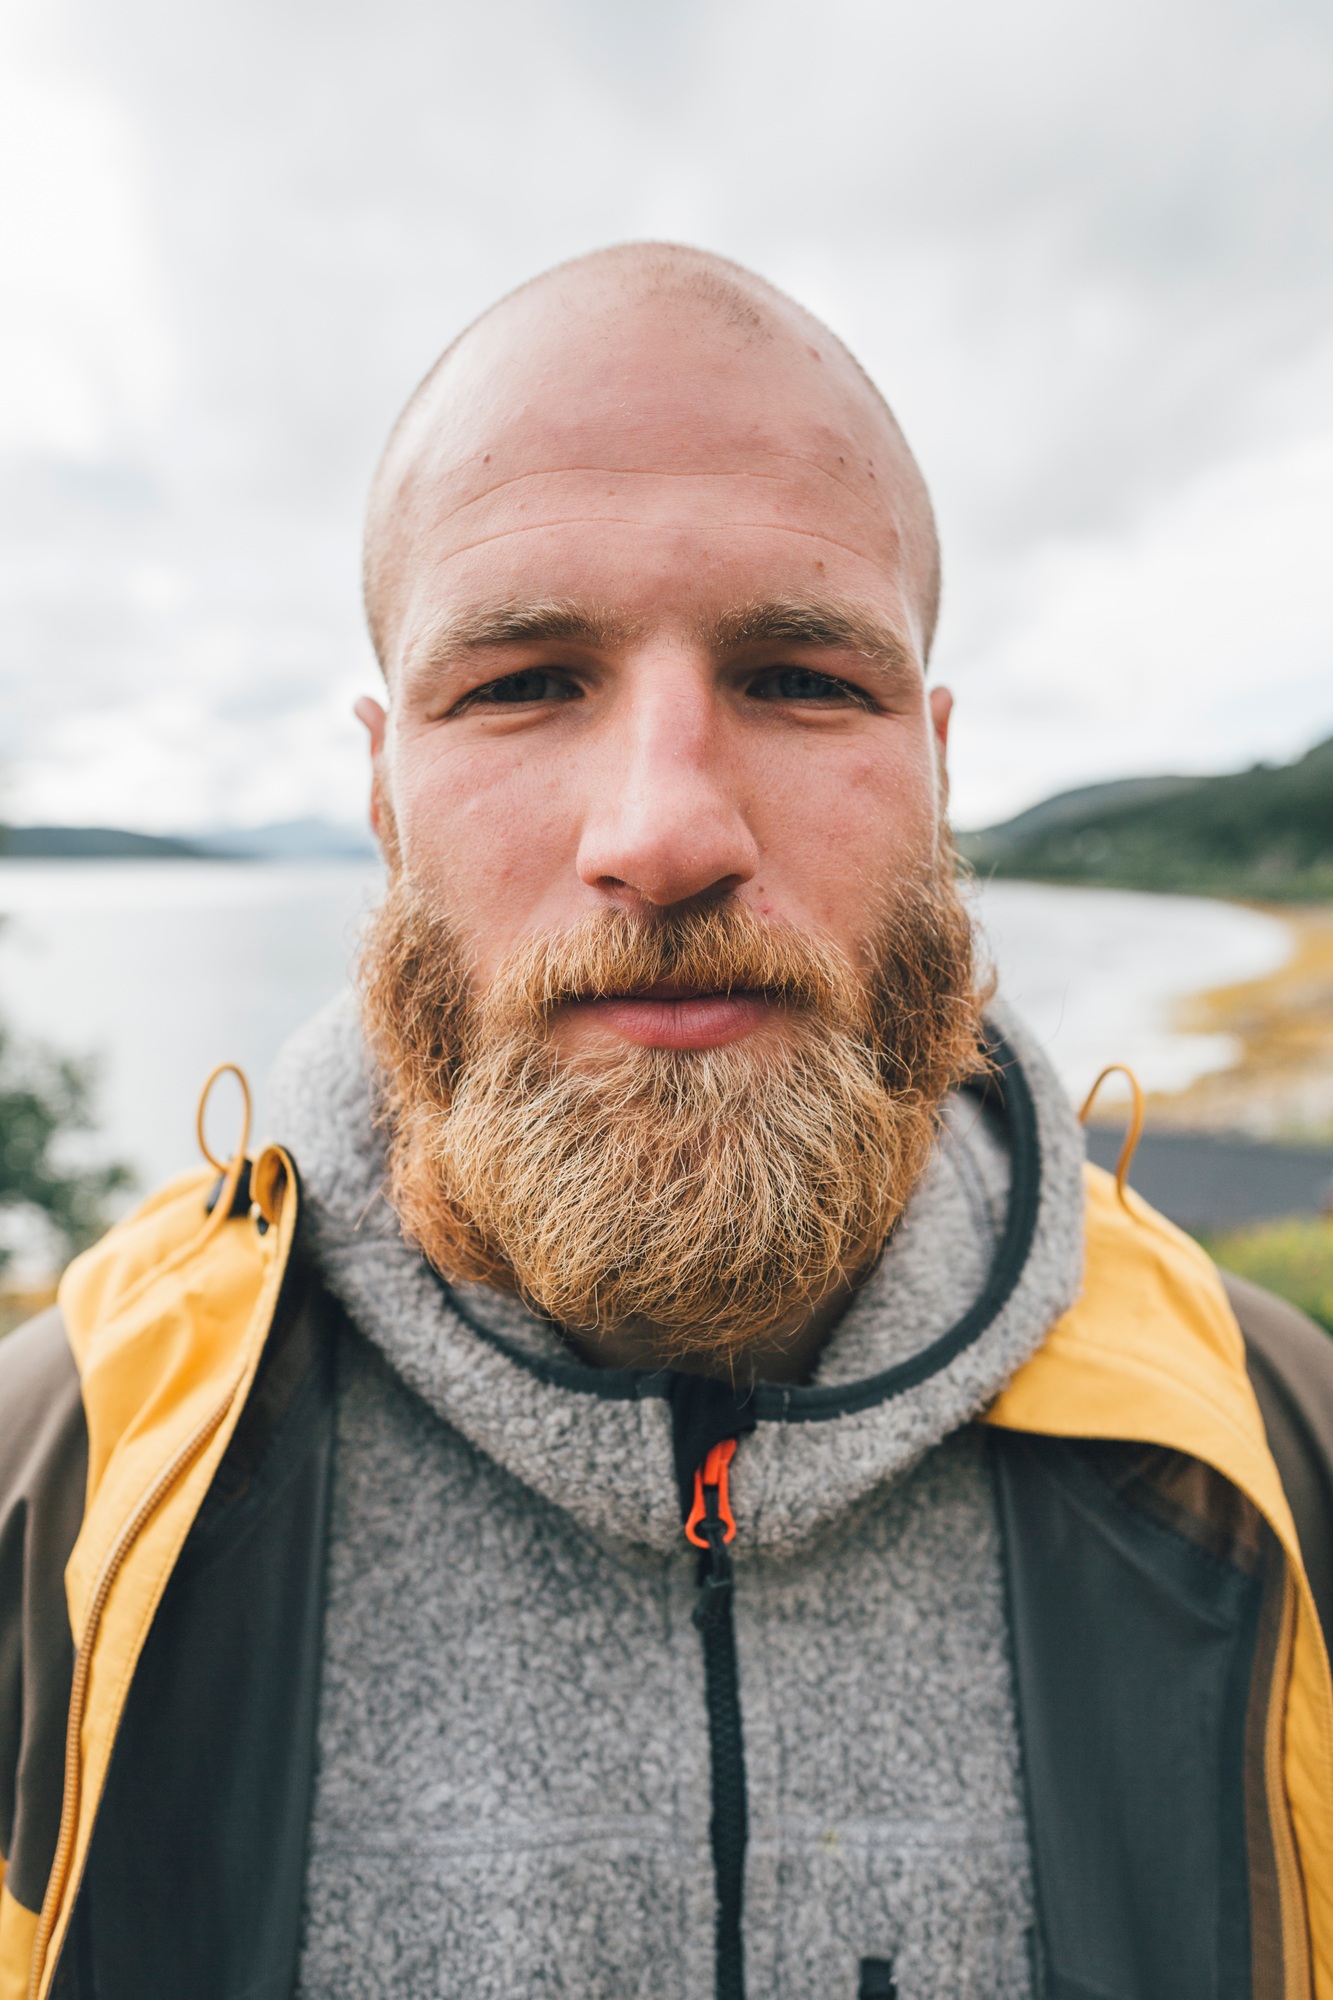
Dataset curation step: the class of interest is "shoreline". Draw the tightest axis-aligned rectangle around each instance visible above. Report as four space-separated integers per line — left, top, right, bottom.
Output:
1141 903 1333 1141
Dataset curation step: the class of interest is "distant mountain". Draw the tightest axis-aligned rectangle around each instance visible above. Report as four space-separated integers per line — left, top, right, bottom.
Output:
959 735 1333 899
0 825 205 859
192 818 378 861
0 818 378 862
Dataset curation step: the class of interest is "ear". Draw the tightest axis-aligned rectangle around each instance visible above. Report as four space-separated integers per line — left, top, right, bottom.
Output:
355 694 387 756
355 697 389 844
928 684 953 810
928 683 953 754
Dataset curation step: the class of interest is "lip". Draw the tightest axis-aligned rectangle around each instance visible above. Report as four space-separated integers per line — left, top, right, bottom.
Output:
569 990 775 1050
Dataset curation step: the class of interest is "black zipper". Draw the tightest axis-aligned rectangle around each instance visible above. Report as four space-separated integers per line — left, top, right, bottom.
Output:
692 1454 748 2000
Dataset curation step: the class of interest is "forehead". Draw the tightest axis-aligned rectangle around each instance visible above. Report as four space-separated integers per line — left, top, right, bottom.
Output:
397 290 905 510
374 288 929 660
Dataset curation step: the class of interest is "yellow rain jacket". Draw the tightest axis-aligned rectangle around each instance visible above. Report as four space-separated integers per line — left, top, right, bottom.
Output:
2 1139 1332 1998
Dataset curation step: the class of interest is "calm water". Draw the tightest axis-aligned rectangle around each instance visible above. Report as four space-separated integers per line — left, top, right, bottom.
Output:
0 862 1290 1195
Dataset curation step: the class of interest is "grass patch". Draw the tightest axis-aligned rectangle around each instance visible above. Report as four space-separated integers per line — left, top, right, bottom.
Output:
1204 1216 1333 1334
0 1283 57 1339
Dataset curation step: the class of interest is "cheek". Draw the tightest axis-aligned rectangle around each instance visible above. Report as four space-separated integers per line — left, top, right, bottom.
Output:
751 742 940 930
389 733 582 944
847 745 941 849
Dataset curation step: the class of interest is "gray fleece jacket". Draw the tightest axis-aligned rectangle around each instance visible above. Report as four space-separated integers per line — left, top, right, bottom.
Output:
266 994 1086 2000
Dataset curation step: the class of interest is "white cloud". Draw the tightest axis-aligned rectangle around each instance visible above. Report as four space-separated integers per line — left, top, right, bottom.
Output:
948 354 1333 822
1 0 1331 830
0 0 175 457
10 674 369 832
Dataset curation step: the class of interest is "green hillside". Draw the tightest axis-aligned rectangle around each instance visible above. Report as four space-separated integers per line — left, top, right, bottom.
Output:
959 735 1333 899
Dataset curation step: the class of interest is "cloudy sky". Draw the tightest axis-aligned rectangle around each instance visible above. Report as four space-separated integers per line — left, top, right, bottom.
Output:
2 0 1331 832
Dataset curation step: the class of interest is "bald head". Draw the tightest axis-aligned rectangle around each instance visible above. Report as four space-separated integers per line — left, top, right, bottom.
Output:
363 243 941 671
353 240 961 1174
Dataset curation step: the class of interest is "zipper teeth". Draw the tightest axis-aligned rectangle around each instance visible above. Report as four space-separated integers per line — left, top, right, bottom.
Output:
27 1390 236 2000
1265 1570 1313 2000
701 1598 747 2000
691 1461 747 2000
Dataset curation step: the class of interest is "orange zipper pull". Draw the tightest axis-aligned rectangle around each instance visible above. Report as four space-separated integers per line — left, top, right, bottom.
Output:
685 1437 738 1548
686 1438 739 1631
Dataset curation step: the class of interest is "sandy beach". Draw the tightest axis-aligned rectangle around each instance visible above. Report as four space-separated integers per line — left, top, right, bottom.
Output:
1145 904 1333 1141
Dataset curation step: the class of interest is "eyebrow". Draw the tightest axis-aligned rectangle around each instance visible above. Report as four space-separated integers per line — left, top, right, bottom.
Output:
404 595 917 679
408 599 641 666
705 600 916 674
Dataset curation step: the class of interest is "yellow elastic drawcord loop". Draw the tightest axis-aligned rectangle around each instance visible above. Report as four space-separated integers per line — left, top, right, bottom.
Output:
195 1063 253 1245
1078 1063 1145 1212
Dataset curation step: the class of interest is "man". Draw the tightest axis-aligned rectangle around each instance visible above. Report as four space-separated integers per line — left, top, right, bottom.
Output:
2 244 1333 2000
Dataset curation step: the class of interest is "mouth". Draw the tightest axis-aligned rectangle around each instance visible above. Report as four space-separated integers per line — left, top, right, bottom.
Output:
559 981 779 1051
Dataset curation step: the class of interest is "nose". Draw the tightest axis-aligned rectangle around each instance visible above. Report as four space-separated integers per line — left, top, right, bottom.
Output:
575 660 760 909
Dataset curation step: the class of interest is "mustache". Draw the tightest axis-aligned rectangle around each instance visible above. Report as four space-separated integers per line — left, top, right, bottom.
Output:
475 902 870 1032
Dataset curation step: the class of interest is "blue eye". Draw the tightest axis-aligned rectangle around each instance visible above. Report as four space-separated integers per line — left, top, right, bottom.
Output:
754 668 862 703
472 670 578 705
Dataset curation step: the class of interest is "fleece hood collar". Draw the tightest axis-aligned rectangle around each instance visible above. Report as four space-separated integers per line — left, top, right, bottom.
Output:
265 992 1085 1557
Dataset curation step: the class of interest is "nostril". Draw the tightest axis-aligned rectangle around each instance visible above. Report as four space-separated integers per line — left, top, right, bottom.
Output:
858 1959 897 2000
